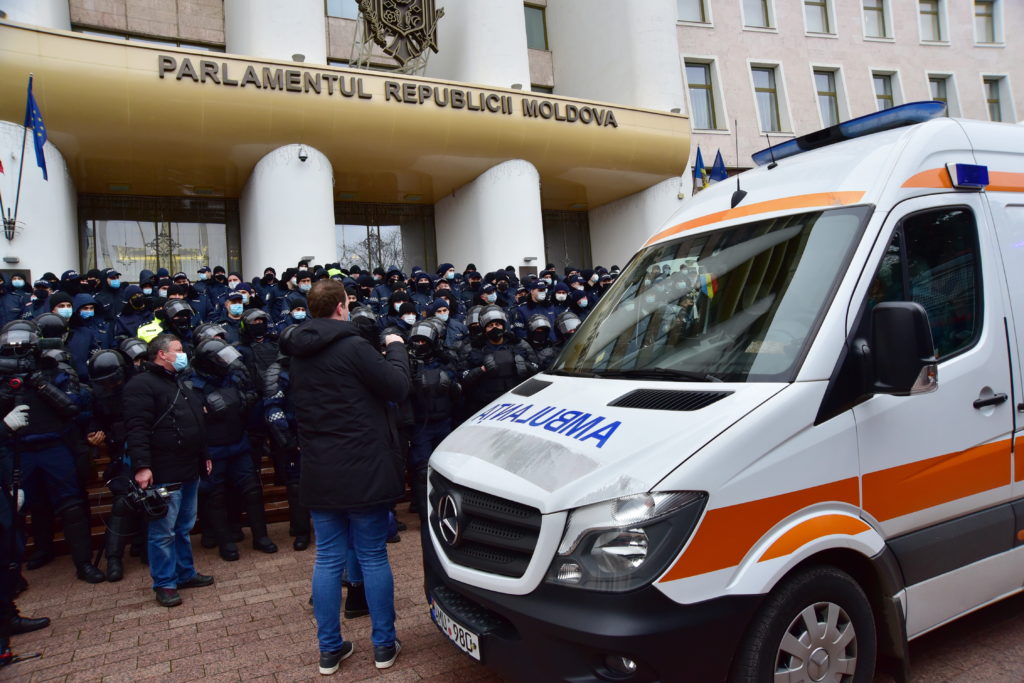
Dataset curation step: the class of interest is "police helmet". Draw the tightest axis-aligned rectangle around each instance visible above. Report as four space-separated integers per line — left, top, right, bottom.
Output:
0 327 40 357
119 337 148 363
1 319 40 335
194 323 227 344
408 320 440 359
526 313 552 341
163 300 195 335
465 305 484 329
88 349 128 389
478 305 507 330
422 316 447 338
241 309 273 341
555 311 582 338
349 306 376 323
195 338 244 376
35 312 68 340
37 347 72 371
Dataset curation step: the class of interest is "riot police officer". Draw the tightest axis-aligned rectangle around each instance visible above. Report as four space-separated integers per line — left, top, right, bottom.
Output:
459 306 539 416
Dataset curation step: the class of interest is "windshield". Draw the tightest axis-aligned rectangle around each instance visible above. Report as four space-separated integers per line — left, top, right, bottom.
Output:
552 206 871 382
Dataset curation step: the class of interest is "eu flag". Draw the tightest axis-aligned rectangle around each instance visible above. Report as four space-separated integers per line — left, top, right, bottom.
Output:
709 150 728 183
23 76 48 181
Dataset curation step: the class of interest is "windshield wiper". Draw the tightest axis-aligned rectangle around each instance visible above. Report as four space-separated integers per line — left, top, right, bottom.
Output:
547 368 596 378
596 368 723 382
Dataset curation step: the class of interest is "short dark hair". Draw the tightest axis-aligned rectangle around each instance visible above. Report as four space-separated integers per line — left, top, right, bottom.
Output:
148 333 180 360
307 280 346 318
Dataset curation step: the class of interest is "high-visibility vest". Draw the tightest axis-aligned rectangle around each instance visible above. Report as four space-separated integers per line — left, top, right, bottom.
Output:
137 320 164 342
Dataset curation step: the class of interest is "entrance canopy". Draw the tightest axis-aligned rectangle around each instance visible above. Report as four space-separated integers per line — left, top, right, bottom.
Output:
0 21 690 211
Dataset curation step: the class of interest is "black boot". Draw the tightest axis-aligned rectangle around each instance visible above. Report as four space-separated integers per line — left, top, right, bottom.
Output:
344 583 369 619
243 486 277 554
1 602 50 636
104 498 133 582
25 502 54 570
60 504 105 583
197 489 217 549
286 484 310 551
208 488 238 561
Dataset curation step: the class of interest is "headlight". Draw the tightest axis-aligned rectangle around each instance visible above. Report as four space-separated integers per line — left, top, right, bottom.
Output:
546 491 707 592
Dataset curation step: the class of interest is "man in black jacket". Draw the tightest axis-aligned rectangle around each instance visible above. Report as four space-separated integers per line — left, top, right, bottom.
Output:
282 279 410 676
124 334 214 607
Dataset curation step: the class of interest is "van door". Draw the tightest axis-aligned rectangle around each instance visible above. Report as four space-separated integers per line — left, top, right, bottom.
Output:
852 194 1016 638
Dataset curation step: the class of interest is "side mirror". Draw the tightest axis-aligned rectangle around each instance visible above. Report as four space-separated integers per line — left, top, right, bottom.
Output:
871 301 938 396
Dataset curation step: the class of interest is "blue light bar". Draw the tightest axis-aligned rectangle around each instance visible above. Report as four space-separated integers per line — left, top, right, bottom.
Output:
946 162 989 189
752 101 947 167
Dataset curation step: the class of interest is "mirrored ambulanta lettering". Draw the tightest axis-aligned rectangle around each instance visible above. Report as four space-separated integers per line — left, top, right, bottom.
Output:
473 402 621 449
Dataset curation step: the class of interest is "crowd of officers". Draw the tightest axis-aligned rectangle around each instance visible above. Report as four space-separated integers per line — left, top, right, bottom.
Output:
0 259 620 659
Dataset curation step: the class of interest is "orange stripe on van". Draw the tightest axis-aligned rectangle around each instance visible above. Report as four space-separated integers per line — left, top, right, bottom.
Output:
862 440 1010 522
758 515 870 563
659 478 859 582
1015 436 1024 482
902 168 1024 192
643 192 866 246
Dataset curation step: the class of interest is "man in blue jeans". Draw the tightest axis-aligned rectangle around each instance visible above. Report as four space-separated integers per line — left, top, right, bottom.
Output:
282 280 410 675
124 334 214 607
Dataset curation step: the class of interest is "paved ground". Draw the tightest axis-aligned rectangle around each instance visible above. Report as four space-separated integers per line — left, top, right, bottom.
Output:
4 506 1024 682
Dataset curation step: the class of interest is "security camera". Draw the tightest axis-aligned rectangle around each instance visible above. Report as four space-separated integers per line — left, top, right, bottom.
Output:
298 146 308 163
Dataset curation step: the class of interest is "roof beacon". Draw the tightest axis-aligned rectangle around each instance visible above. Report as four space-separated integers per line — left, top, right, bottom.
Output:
946 163 989 190
752 101 947 167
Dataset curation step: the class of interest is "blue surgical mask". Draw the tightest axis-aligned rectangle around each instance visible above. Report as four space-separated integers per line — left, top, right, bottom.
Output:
393 302 402 313
172 352 189 372
402 314 417 325
485 293 497 303
445 271 454 280
158 289 168 298
109 279 121 288
578 298 589 308
56 307 72 319
436 312 449 323
142 288 153 296
292 310 307 320
80 309 95 319
229 303 243 316
198 272 208 280
241 295 250 304
299 283 312 293
11 279 24 288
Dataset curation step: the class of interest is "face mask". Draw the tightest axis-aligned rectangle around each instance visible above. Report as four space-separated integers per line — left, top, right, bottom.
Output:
80 309 95 319
555 293 567 302
228 281 239 290
393 302 403 313
198 272 208 280
292 310 307 320
289 277 297 286
56 306 73 319
445 271 455 280
417 282 430 292
171 352 189 372
578 298 589 308
143 288 153 296
542 278 552 286
572 283 584 291
33 288 48 299
241 295 250 304
486 327 505 341
374 274 383 282
158 290 168 298
215 274 226 283
534 291 547 302
436 312 449 323
497 282 508 291
485 293 497 303
299 283 312 293
109 279 121 288
229 303 243 316
249 323 267 338
402 314 417 325
11 280 24 288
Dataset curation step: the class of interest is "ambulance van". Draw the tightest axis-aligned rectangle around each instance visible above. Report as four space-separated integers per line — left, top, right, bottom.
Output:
425 102 1024 682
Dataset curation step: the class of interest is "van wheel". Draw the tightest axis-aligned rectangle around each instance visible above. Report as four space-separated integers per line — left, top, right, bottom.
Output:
729 565 876 683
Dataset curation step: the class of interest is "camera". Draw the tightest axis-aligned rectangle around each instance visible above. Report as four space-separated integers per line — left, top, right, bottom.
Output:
124 479 171 520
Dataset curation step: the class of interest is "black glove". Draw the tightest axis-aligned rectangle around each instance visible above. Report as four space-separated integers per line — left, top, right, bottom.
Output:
483 355 499 373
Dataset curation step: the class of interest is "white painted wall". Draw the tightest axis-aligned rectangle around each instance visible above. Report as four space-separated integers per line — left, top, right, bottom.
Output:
426 0 531 89
0 121 78 277
435 160 544 275
589 178 683 268
0 0 70 30
239 144 335 279
224 0 327 64
546 0 684 112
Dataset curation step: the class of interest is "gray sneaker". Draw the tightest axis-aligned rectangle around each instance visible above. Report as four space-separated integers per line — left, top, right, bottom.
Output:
374 639 401 669
318 641 354 675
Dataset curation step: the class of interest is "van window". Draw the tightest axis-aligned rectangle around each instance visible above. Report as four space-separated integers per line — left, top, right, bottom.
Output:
868 207 981 359
552 206 871 382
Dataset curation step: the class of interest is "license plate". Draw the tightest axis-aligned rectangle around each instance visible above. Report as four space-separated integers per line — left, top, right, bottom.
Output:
431 602 481 660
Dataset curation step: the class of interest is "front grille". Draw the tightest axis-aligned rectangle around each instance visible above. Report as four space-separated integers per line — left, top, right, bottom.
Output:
430 472 541 578
608 388 733 411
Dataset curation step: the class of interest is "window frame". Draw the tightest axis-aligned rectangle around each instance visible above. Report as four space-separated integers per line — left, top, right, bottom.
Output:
811 66 848 129
981 75 1014 123
683 58 728 131
741 0 775 31
803 0 836 36
72 26 225 51
325 0 360 20
677 0 712 25
918 0 947 44
861 0 893 40
524 4 549 51
871 69 902 111
927 73 961 117
973 0 1003 45
749 61 790 134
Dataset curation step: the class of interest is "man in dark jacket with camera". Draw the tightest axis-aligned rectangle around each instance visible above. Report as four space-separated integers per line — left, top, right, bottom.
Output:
123 334 214 607
282 279 410 676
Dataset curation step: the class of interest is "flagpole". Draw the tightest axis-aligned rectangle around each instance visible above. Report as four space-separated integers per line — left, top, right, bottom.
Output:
12 74 34 227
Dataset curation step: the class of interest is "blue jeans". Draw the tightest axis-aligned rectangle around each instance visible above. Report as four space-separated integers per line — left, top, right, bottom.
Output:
311 505 395 651
148 477 200 590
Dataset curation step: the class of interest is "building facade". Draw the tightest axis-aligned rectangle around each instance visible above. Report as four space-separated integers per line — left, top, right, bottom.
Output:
0 0 1020 283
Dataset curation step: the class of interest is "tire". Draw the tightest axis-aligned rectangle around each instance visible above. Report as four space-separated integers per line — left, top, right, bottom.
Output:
729 565 877 683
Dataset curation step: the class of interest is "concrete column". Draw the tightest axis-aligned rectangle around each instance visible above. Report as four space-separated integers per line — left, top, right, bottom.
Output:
588 178 684 268
224 0 327 64
0 0 70 30
545 0 684 112
0 121 78 277
426 0 531 89
435 160 544 275
239 144 335 279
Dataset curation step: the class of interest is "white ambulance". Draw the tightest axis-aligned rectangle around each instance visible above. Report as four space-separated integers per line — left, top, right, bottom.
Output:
426 102 1024 682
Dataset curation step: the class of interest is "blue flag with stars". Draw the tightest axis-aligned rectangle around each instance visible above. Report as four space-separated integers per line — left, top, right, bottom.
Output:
24 75 48 181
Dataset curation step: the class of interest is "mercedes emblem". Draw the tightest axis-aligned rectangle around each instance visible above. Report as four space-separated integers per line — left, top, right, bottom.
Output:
438 494 461 547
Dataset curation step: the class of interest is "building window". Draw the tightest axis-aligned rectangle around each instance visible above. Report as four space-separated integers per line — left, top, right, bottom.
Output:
805 0 833 34
752 66 782 132
326 0 360 19
743 0 772 29
929 74 959 116
73 26 224 51
919 0 943 41
873 73 895 110
685 62 719 130
525 5 548 50
814 70 840 127
863 0 889 38
974 1 997 43
678 0 709 23
984 77 1004 122
531 84 554 94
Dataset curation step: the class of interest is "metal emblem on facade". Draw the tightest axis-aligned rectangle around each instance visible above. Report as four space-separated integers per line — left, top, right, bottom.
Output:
358 0 444 67
437 493 461 547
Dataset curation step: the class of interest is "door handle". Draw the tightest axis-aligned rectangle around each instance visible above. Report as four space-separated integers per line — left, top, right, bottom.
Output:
973 393 1008 409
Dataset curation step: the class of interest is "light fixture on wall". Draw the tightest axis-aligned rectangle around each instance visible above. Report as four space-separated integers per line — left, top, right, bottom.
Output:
3 256 19 264
523 256 537 262
670 107 681 113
